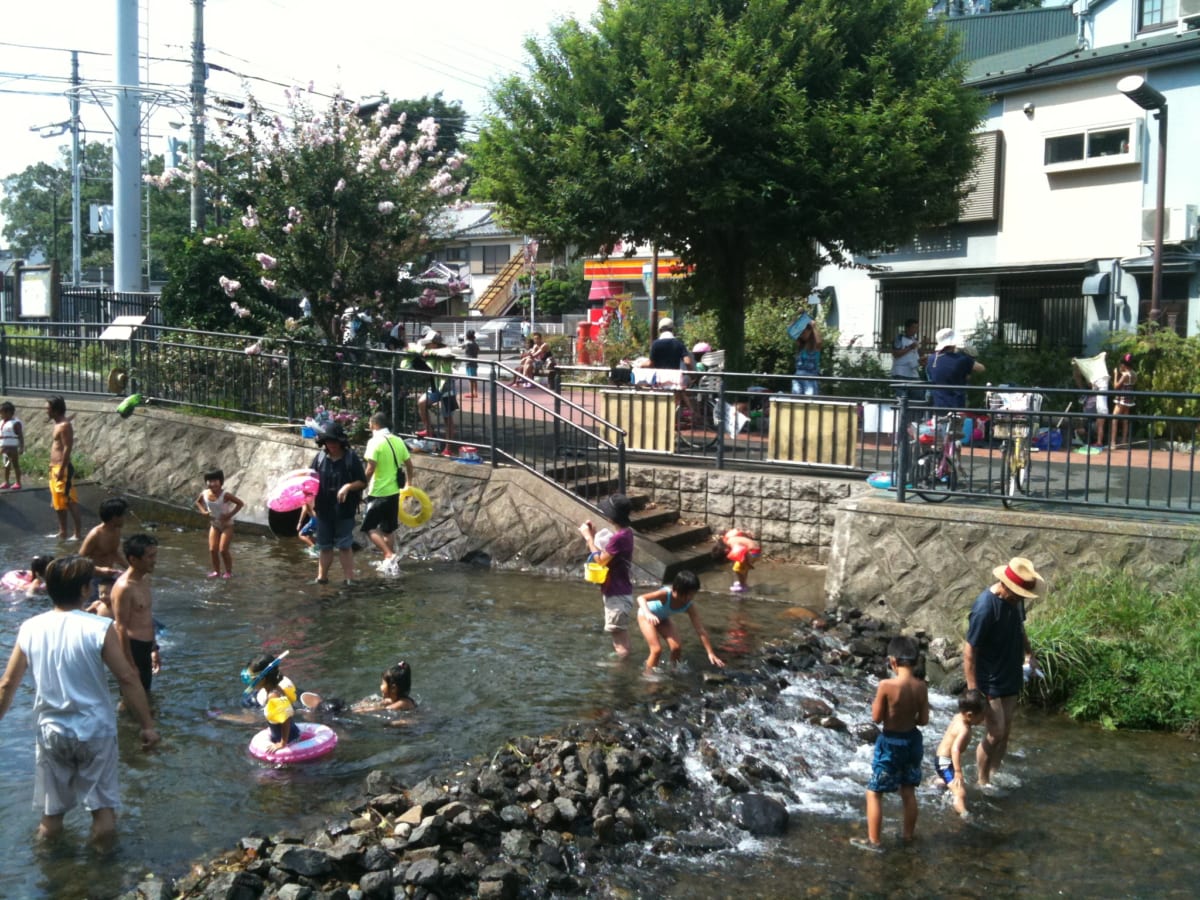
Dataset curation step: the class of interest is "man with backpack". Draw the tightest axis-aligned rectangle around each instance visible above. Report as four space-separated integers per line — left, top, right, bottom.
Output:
362 413 415 574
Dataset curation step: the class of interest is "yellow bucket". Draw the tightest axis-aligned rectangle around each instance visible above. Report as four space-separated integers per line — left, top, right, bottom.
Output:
584 562 609 584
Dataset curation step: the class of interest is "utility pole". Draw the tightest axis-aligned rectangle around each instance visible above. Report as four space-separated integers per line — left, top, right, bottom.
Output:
113 0 142 292
190 0 206 231
70 51 83 286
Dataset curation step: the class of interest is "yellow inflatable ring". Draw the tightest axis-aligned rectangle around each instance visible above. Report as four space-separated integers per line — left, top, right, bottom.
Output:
397 486 434 528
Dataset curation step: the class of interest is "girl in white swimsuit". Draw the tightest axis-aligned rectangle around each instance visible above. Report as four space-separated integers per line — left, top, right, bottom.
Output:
195 467 245 578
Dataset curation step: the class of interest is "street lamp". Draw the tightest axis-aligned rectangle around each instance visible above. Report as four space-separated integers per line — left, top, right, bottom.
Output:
1118 74 1167 323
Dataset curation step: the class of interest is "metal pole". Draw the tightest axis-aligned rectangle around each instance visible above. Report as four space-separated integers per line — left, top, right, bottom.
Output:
190 0 207 231
1150 106 1167 323
113 0 142 291
70 52 83 286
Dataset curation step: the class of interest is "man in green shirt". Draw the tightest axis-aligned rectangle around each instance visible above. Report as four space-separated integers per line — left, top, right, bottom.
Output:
362 413 415 568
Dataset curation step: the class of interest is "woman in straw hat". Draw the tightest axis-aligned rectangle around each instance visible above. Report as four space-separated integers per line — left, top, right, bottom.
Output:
962 556 1042 788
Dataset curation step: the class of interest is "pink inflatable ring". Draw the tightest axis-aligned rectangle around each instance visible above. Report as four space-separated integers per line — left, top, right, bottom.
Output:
248 722 337 763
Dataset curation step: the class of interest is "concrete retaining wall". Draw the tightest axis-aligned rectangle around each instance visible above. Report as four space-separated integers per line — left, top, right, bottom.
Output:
826 495 1200 641
626 464 867 564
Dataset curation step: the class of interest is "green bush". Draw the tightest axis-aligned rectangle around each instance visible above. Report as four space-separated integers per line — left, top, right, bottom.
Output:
1025 562 1200 734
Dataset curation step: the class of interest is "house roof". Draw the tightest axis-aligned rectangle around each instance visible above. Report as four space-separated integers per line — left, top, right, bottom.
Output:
432 202 518 241
943 6 1077 63
966 27 1200 90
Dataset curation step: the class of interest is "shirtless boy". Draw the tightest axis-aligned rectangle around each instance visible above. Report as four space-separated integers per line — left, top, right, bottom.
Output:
111 534 160 692
46 395 83 541
855 635 930 852
935 689 987 816
80 497 129 612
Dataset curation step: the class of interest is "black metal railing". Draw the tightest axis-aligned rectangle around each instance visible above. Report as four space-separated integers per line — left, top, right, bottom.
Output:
3 319 1198 515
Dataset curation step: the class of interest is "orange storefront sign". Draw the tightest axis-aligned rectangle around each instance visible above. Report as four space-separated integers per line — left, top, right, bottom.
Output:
583 258 691 280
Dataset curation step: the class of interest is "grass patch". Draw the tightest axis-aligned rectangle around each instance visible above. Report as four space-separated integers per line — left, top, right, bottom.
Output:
18 448 96 482
1026 563 1200 734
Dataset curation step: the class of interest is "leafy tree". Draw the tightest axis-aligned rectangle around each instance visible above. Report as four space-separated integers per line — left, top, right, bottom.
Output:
2 142 191 282
472 0 985 372
510 262 590 317
157 89 467 344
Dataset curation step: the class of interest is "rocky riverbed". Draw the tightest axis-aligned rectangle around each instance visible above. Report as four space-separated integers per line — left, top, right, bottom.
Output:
121 609 958 900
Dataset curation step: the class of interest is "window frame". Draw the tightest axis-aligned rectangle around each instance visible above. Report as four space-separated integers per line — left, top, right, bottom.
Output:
1042 120 1142 174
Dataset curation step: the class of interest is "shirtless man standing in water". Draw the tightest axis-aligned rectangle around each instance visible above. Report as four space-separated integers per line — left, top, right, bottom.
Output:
111 534 161 692
45 395 83 541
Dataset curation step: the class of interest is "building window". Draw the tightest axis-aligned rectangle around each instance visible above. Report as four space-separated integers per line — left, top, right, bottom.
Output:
996 276 1086 353
1043 121 1141 173
482 245 511 274
876 280 956 354
1139 0 1178 30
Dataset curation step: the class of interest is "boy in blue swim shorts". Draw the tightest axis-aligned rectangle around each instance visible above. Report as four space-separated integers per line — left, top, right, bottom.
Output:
855 635 930 852
936 689 987 816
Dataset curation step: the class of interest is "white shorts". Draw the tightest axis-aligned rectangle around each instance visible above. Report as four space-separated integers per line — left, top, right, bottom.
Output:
34 725 120 815
603 594 633 632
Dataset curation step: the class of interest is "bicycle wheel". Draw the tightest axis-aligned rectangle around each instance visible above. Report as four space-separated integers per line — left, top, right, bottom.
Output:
676 398 719 450
911 447 955 502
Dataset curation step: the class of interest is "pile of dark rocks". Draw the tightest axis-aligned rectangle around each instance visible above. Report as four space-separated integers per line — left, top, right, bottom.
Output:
122 609 939 900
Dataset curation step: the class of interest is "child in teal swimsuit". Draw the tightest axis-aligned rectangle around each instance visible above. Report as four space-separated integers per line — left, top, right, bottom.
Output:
634 570 725 674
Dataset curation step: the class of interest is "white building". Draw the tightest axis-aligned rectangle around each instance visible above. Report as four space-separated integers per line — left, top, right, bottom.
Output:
824 1 1200 356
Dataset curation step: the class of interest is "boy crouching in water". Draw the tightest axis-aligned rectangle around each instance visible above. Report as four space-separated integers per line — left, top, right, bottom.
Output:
936 689 987 816
855 635 930 852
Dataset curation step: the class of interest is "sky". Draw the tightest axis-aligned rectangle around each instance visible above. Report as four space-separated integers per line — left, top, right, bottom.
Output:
0 0 600 236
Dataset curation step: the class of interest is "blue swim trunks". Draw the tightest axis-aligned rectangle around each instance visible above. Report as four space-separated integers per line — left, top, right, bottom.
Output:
937 756 956 785
867 728 924 793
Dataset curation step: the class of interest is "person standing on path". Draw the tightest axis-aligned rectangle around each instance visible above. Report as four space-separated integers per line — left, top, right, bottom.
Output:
0 555 159 846
890 319 925 400
46 395 83 541
927 329 984 412
962 556 1043 788
310 422 367 585
362 413 415 573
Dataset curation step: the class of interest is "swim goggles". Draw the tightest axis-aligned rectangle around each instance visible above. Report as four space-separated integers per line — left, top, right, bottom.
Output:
240 650 289 696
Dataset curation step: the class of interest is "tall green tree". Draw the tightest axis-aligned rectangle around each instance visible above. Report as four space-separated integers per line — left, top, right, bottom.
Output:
472 0 985 370
160 89 467 344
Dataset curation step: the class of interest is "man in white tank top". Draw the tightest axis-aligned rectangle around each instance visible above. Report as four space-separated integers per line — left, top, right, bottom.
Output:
0 555 159 846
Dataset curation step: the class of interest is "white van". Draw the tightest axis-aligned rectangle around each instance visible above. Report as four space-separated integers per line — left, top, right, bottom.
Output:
475 318 526 351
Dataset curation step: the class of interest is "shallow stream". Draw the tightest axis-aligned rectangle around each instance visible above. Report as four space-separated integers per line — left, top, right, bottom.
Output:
0 511 1196 898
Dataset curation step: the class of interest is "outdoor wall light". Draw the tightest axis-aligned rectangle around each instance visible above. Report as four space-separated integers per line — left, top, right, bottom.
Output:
1023 102 1035 118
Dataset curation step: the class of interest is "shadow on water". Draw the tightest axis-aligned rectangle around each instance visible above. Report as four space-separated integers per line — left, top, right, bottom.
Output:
1 490 1197 897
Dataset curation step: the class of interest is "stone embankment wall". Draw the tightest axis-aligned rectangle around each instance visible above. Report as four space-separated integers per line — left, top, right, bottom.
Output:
626 464 865 564
826 494 1200 642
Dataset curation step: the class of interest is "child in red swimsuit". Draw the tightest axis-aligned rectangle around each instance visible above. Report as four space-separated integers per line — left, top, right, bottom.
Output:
712 528 761 594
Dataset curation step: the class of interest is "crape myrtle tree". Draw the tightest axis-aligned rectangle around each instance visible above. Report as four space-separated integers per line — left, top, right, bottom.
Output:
472 0 985 371
155 87 467 342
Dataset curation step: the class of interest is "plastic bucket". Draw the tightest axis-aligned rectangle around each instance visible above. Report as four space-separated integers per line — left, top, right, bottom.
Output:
584 562 609 584
300 426 318 439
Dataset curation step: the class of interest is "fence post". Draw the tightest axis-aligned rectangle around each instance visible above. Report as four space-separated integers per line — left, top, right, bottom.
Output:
286 342 296 422
0 325 7 394
489 365 499 468
715 373 727 470
390 355 400 432
895 386 910 503
617 438 626 494
128 332 140 395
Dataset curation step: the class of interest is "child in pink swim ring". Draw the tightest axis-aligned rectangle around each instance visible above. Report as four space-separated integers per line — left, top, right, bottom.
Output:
712 528 761 594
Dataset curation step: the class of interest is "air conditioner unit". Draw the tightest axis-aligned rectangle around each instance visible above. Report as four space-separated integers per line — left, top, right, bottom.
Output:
1140 205 1199 244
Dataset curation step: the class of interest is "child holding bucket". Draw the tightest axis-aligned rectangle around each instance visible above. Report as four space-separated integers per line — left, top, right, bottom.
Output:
579 494 635 659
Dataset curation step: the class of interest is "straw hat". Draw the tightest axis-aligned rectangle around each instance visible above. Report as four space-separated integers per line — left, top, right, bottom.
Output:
993 557 1042 598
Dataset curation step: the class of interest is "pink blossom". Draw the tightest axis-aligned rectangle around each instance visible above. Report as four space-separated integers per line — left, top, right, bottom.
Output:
377 201 395 215
245 342 262 356
241 206 259 229
282 223 294 234
261 277 277 291
255 252 278 270
219 276 242 297
334 178 346 193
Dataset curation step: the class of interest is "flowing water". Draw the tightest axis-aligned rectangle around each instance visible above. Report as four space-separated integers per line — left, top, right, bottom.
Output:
0 504 1196 899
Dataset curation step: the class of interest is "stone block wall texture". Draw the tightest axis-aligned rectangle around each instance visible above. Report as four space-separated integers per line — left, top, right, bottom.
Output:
14 400 658 583
626 464 867 563
826 495 1200 643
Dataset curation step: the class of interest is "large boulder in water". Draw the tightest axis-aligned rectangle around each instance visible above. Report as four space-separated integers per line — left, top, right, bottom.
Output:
721 792 789 836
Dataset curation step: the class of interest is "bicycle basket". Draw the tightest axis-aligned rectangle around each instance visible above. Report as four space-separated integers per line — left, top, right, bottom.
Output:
990 391 1043 439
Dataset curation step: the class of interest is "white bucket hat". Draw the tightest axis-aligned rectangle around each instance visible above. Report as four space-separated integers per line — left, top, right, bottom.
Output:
934 327 960 352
